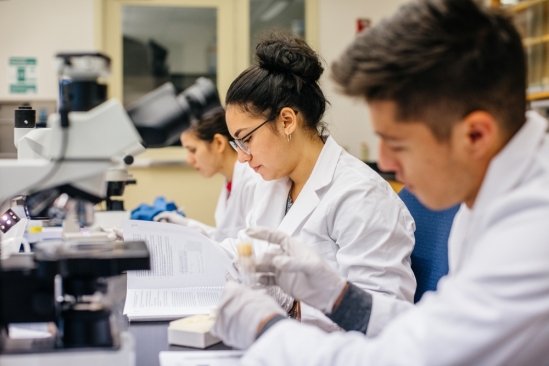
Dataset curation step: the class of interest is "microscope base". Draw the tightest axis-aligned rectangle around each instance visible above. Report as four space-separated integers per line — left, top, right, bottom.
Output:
0 331 135 366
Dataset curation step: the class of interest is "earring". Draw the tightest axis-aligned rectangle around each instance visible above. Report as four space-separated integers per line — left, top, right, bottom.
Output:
287 134 292 142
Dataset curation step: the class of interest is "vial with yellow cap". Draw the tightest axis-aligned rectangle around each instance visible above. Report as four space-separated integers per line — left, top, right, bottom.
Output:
237 242 256 287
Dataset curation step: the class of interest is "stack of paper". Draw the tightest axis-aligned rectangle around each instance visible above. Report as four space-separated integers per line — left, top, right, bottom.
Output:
168 314 220 349
159 350 243 366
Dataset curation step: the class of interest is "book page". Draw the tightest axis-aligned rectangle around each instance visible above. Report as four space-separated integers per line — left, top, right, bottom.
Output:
123 220 234 289
122 220 236 320
125 288 222 321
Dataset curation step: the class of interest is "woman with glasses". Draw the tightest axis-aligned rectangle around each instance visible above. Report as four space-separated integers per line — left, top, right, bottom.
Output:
153 109 259 242
217 32 416 332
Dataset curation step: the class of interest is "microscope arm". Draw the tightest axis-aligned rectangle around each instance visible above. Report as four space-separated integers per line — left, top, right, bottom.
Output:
0 99 143 205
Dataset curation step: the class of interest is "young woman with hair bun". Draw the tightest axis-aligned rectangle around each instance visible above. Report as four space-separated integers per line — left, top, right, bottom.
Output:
217 32 417 331
153 109 258 242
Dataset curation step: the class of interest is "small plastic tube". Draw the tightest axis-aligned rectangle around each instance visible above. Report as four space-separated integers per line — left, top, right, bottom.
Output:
237 242 256 287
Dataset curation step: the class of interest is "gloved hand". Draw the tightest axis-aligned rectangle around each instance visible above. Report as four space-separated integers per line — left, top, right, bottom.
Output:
224 260 242 283
264 285 294 313
152 211 187 225
212 281 286 349
107 227 124 241
224 261 295 313
247 227 347 314
153 211 216 238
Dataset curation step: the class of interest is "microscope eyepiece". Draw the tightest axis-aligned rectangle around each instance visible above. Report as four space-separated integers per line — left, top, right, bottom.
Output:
127 77 222 148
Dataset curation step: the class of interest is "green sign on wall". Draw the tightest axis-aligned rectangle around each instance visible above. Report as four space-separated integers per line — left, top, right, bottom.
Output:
8 57 37 94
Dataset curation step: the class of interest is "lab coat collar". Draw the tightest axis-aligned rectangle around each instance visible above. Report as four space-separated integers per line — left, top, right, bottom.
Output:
306 135 342 190
231 161 246 187
278 136 341 235
473 111 548 213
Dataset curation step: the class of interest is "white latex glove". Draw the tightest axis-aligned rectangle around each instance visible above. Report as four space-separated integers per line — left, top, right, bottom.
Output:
107 227 124 241
152 211 187 225
212 281 286 349
265 285 294 313
224 261 242 283
223 261 294 313
153 211 216 239
247 227 347 314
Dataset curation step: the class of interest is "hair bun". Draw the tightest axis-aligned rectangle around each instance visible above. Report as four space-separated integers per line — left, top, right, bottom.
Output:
255 32 324 83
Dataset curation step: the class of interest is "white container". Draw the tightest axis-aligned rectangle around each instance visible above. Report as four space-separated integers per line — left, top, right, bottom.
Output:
167 315 221 349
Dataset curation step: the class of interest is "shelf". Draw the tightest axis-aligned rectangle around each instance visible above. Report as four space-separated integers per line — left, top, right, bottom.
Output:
523 34 549 46
507 0 547 13
527 90 549 100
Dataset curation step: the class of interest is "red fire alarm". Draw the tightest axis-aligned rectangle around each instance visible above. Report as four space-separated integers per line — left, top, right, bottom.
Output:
357 18 371 34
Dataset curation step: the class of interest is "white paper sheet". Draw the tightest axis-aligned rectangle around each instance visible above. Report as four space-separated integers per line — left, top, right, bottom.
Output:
9 323 52 339
123 220 235 321
159 351 244 366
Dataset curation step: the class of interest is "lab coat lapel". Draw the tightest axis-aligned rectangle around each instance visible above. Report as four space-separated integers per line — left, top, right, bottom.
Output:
253 177 291 229
278 136 341 236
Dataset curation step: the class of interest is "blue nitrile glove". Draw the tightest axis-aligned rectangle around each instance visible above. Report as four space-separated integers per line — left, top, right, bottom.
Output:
130 196 185 221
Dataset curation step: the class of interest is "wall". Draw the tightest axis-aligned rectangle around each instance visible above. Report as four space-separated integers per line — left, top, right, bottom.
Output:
318 0 410 160
0 0 95 101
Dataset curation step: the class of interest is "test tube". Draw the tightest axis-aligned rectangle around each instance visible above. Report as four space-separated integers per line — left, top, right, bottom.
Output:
237 242 256 287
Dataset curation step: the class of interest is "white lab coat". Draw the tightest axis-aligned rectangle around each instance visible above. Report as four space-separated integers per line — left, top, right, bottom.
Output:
219 136 416 330
210 161 258 242
242 111 549 366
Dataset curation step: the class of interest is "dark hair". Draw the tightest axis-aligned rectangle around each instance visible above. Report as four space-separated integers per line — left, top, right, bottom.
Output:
187 109 233 143
226 31 328 136
332 0 526 140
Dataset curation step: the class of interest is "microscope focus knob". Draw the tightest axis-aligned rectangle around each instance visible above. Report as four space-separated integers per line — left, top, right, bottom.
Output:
123 155 134 165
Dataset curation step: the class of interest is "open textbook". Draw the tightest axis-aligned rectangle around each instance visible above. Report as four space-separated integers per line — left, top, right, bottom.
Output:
122 220 235 321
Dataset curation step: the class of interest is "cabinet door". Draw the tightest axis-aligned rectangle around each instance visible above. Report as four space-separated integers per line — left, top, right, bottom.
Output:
101 0 249 104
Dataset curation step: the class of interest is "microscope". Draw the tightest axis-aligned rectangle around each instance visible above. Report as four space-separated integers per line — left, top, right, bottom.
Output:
7 53 221 229
0 52 222 365
0 240 150 365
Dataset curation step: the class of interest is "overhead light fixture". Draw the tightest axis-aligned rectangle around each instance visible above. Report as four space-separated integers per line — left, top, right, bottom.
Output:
260 1 289 22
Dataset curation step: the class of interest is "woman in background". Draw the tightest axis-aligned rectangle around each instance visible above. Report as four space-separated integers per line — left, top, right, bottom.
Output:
154 109 258 242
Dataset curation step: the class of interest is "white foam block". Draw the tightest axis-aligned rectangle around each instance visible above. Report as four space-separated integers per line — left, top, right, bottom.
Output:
167 315 221 349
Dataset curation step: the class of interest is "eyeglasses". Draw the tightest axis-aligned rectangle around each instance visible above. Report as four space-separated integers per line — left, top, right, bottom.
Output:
229 110 298 155
229 118 271 155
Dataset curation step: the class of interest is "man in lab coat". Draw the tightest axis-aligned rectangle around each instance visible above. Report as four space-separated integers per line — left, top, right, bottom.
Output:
211 0 549 364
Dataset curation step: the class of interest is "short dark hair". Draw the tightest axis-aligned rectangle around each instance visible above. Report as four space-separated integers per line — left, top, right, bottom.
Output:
332 0 526 140
187 109 232 143
226 31 328 136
